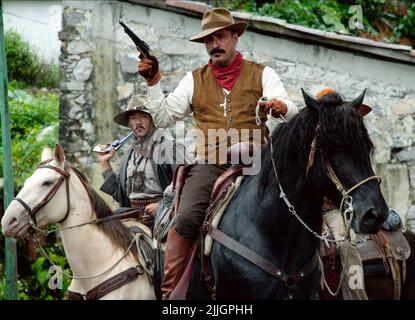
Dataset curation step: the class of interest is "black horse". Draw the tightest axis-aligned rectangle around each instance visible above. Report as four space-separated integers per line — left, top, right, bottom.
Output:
209 89 389 299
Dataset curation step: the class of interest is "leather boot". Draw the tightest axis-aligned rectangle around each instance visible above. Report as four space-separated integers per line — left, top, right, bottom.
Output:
161 228 194 299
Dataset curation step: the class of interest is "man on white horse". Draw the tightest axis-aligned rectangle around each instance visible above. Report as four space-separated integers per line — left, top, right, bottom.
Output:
97 94 185 227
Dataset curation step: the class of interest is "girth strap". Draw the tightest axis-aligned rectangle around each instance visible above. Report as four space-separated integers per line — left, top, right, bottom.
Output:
67 267 141 300
205 223 318 288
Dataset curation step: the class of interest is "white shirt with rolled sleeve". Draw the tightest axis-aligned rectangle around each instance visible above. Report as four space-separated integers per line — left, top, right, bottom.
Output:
146 65 298 129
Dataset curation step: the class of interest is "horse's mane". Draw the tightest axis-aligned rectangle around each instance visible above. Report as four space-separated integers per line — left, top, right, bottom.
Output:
69 165 138 259
259 93 374 193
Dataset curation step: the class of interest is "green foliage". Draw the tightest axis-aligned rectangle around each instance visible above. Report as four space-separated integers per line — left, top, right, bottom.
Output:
0 277 30 300
204 0 415 44
257 0 349 31
0 83 59 188
0 243 71 300
24 245 71 300
214 0 257 11
399 1 415 40
0 84 64 300
5 30 59 88
1 32 66 301
356 0 415 43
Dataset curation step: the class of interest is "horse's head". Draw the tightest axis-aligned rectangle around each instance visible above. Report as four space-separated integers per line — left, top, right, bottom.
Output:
1 144 71 238
302 89 388 234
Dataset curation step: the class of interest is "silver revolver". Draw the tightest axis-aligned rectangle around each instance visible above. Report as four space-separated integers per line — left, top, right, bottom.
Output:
93 132 135 154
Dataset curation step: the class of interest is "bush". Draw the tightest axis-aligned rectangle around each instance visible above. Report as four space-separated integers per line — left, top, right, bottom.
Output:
21 244 71 300
206 0 415 45
0 83 59 188
5 30 59 88
0 243 71 300
0 83 68 300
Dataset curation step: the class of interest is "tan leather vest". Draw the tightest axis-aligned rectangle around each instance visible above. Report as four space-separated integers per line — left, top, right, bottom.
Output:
191 59 267 163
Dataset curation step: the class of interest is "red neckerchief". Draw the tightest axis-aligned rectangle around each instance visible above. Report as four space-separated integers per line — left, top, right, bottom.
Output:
208 52 243 91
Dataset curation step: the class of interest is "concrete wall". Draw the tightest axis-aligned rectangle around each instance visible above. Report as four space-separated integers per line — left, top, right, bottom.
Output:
3 0 62 64
60 1 415 225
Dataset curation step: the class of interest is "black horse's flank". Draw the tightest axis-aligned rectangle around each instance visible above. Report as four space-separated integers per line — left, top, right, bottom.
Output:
210 90 388 299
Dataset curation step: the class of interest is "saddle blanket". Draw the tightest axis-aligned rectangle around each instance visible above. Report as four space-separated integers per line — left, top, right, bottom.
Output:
204 176 244 256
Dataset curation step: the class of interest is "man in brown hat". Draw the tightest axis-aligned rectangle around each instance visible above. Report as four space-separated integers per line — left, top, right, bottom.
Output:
97 94 185 225
137 7 298 299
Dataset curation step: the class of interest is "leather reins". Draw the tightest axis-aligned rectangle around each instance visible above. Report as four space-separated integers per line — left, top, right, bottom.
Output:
13 160 71 226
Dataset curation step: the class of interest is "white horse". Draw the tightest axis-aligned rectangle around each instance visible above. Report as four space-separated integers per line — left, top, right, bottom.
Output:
1 145 155 300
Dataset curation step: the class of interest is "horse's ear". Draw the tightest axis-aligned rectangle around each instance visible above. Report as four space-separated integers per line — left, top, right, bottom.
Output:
41 146 53 161
349 88 367 110
301 88 321 114
53 144 65 164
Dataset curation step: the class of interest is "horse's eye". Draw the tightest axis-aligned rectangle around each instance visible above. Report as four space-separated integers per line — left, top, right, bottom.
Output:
42 180 53 187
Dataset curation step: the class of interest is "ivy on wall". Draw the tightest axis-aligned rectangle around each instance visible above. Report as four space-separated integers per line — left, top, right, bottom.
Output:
205 0 415 45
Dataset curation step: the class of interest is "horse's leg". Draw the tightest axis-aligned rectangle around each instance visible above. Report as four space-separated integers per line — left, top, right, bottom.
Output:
185 258 212 300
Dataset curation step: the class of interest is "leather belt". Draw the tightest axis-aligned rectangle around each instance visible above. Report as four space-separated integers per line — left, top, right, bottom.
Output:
67 267 142 300
130 196 163 210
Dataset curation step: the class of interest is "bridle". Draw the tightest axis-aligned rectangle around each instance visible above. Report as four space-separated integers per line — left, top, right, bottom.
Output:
11 159 147 290
324 158 381 227
14 160 143 234
270 127 381 297
272 129 382 244
13 160 71 228
248 99 382 297
305 131 381 229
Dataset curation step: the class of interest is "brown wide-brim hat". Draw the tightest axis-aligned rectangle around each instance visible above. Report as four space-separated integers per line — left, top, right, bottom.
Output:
316 88 372 117
190 8 248 43
113 94 151 127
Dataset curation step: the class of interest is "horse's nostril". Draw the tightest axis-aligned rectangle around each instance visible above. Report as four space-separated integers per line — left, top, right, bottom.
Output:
362 209 377 226
2 217 18 235
9 217 18 227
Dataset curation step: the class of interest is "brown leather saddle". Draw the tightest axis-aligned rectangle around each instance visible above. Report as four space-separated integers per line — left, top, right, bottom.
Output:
153 142 255 244
152 143 256 299
320 229 411 299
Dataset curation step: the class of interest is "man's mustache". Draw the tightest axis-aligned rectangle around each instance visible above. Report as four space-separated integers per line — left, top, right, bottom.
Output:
135 124 146 130
210 48 225 55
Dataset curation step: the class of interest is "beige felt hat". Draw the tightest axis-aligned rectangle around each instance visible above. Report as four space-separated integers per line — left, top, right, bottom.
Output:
190 8 248 43
113 94 151 127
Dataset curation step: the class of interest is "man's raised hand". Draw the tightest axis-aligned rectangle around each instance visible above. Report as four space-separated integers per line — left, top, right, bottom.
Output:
137 54 161 86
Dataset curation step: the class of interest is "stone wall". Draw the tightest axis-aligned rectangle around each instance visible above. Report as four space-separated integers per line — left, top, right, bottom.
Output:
60 0 415 226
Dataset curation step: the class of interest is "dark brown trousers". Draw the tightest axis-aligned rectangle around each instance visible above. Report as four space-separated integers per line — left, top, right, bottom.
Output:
172 164 225 239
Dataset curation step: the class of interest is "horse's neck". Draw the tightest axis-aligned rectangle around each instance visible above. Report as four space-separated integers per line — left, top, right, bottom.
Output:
58 178 134 290
255 174 320 270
